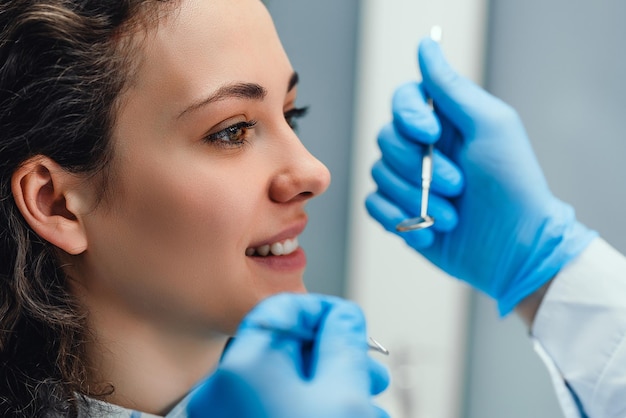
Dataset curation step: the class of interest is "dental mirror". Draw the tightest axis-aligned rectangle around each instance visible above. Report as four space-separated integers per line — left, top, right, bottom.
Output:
396 25 441 233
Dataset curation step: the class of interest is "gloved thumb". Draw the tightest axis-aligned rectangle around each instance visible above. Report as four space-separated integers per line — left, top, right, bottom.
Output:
417 38 506 138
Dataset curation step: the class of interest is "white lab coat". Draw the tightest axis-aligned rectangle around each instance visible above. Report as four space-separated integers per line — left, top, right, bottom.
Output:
532 238 626 418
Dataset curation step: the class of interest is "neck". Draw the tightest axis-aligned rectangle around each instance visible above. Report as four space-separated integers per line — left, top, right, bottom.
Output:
85 310 229 415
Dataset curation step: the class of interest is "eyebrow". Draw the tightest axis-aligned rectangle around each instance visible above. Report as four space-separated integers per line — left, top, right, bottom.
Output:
177 72 299 120
177 71 300 119
177 82 266 119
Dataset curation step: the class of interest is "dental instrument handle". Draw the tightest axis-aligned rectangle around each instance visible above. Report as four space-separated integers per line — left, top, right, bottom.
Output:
420 143 433 218
418 28 439 222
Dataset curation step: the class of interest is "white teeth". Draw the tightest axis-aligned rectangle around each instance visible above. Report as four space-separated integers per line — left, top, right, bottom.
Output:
283 238 298 254
270 242 284 255
247 237 299 257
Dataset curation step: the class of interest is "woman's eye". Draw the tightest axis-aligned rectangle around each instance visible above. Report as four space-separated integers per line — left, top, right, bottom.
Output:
202 120 257 147
284 106 309 131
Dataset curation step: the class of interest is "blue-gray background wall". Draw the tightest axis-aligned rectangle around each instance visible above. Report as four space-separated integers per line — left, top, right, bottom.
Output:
267 1 360 297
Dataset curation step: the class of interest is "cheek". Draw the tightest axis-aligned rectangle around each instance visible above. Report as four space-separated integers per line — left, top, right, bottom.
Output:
117 152 265 254
137 172 257 251
82 156 270 331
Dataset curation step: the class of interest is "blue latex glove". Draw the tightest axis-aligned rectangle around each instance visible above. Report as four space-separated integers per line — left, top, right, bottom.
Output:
187 293 390 418
366 38 597 315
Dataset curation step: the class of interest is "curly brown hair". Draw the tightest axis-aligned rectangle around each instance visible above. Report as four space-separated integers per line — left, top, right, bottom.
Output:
0 1 170 416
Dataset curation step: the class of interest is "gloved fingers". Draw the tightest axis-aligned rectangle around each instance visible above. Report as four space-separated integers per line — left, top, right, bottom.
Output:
368 356 390 396
240 293 331 335
365 191 436 249
230 293 336 374
313 299 372 390
417 38 511 137
220 322 302 380
378 122 464 197
371 160 458 232
391 81 440 145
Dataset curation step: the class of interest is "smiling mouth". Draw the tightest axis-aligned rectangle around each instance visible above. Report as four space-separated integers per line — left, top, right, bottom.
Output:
245 237 299 257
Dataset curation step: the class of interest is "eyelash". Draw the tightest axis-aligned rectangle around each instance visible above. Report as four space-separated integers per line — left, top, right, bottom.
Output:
202 106 309 148
203 120 258 148
284 106 309 131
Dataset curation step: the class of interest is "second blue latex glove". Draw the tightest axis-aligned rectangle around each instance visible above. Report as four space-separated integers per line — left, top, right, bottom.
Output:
187 293 389 418
366 38 597 315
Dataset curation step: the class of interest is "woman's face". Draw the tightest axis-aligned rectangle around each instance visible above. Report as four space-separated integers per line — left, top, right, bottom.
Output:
74 0 330 335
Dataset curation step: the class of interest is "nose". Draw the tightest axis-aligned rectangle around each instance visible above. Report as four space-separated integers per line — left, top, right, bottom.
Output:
268 128 331 204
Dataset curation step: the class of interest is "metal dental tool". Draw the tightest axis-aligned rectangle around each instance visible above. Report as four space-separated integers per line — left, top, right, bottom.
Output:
367 336 390 356
396 25 442 233
395 140 435 232
255 322 390 356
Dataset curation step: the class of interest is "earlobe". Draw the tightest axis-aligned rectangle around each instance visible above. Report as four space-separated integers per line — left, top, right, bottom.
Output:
11 156 89 255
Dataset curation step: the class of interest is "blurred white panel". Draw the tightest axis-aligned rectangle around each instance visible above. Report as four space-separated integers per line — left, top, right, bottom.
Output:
346 1 488 417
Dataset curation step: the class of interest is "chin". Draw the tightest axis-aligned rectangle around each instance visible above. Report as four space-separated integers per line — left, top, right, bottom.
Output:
269 280 307 295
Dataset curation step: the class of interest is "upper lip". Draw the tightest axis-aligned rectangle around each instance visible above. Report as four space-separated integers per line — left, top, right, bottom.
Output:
247 218 307 249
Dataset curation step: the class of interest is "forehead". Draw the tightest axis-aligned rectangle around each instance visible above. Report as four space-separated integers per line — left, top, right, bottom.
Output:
148 0 280 60
125 0 292 116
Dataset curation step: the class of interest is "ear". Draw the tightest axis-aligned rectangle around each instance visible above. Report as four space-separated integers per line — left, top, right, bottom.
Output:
11 156 89 255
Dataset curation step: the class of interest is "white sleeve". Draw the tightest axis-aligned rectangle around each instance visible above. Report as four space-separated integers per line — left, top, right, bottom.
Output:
531 237 626 418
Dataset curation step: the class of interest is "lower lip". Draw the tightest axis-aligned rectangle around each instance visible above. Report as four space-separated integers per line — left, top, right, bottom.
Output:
248 247 307 272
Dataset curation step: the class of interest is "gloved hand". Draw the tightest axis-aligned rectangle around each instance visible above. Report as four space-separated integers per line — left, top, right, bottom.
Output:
187 293 389 418
366 38 597 315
